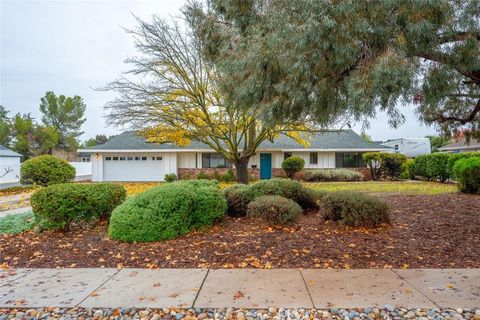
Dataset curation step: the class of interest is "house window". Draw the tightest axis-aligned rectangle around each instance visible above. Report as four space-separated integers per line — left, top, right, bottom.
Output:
156 156 162 160
105 157 111 161
141 157 147 161
202 153 231 168
335 152 366 168
310 152 318 165
135 156 140 160
127 156 133 161
284 152 292 160
112 156 119 161
119 156 126 161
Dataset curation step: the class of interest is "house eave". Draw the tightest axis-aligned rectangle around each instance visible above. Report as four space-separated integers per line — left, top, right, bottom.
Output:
79 148 390 153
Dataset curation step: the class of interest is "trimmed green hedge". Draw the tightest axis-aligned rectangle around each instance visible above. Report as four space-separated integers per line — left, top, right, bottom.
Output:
322 191 389 227
223 184 255 217
303 169 363 182
413 152 480 181
31 183 126 231
247 195 302 225
453 157 480 194
108 180 226 242
20 155 76 186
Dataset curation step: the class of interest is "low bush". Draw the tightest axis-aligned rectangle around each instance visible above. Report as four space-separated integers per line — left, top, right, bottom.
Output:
109 180 226 242
303 169 363 182
0 211 35 235
322 191 389 227
31 183 126 231
164 173 177 183
281 156 305 179
362 152 406 180
197 171 209 179
221 169 236 182
247 195 302 225
223 184 255 217
425 153 450 182
249 178 316 209
453 157 480 194
20 155 75 186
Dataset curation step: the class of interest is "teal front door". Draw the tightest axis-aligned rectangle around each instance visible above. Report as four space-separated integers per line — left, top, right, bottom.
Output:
260 153 272 179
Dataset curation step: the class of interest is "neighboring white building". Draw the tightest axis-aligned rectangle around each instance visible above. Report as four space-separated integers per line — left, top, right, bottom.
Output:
0 145 22 183
438 138 480 153
79 130 391 182
381 137 431 158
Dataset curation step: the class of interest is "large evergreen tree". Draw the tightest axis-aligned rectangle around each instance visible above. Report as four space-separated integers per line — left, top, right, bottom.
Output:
187 0 479 135
39 91 86 150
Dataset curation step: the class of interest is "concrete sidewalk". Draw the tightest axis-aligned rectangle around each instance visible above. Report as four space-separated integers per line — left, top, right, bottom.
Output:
0 268 478 309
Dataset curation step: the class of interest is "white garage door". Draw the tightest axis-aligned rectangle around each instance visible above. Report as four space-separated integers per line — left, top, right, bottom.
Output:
103 154 175 181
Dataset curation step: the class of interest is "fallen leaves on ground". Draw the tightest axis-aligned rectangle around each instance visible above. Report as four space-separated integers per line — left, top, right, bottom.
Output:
0 193 479 269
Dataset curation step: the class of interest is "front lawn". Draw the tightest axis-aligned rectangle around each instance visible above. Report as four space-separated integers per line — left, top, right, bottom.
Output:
1 193 478 269
305 180 457 195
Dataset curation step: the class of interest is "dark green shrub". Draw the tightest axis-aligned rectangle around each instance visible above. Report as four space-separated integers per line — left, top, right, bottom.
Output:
383 153 407 179
20 155 75 186
164 173 177 183
413 154 429 179
363 152 406 180
322 191 389 227
189 185 227 227
108 183 194 242
223 184 255 217
247 195 302 225
304 169 363 182
426 153 451 182
249 178 313 209
108 180 225 242
221 169 236 182
197 171 209 179
447 152 480 178
400 159 415 180
281 156 305 178
453 157 480 194
31 183 126 231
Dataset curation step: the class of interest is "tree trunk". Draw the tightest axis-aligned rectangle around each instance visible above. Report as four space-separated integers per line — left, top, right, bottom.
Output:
234 158 250 184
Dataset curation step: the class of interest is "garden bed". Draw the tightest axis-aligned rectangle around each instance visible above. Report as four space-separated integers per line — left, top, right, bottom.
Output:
1 193 478 269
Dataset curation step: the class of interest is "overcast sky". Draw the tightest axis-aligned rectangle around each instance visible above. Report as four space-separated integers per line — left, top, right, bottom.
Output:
0 0 437 142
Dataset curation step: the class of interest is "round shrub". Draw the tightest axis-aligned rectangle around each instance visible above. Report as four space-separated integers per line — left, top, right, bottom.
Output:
223 184 255 217
247 195 302 225
108 184 195 242
281 156 305 179
164 173 177 183
447 152 480 178
322 191 389 227
108 180 226 242
20 155 75 186
31 183 126 231
453 157 480 194
249 178 313 209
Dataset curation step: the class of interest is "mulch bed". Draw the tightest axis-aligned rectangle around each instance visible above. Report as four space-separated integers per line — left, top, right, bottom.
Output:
1 193 479 269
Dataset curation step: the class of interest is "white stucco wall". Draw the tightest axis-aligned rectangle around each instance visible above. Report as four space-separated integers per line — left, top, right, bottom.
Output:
0 156 21 183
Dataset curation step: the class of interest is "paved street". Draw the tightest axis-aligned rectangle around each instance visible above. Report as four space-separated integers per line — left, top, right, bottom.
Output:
1 268 478 309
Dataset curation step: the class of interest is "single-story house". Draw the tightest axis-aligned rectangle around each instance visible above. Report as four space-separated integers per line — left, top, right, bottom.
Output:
79 130 391 182
0 145 22 183
438 138 480 153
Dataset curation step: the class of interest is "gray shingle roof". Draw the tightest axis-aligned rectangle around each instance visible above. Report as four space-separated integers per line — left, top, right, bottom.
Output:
439 138 480 150
0 145 22 157
83 130 390 151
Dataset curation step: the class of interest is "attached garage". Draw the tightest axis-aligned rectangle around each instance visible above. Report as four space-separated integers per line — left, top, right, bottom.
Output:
92 153 177 182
